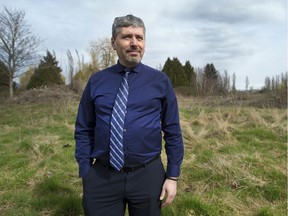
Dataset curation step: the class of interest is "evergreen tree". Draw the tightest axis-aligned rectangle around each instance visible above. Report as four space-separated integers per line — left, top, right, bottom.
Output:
203 63 219 94
183 60 196 93
27 50 64 89
0 60 9 90
0 61 9 89
204 63 218 80
162 57 187 87
162 57 173 83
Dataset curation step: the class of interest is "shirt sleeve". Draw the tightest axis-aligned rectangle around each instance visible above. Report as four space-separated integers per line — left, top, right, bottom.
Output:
74 79 95 178
161 75 184 177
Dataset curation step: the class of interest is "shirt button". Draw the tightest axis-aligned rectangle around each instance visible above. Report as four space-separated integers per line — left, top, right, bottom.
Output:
123 129 127 132
125 111 127 113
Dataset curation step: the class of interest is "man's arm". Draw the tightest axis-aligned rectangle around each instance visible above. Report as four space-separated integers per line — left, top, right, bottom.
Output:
74 80 96 178
160 75 184 207
161 75 184 177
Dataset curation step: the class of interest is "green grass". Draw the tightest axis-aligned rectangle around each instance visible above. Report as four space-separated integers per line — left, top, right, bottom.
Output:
0 102 82 215
0 97 287 215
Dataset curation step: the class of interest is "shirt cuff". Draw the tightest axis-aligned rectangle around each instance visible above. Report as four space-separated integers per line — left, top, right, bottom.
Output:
166 164 181 177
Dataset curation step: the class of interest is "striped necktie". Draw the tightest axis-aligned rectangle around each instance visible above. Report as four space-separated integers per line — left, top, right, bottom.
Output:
110 69 130 171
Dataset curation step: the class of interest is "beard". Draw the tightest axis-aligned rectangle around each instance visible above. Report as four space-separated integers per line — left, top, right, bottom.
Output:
117 48 145 67
125 56 141 64
123 51 144 66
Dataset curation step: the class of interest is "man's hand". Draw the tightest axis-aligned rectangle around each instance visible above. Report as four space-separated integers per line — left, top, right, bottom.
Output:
159 178 177 208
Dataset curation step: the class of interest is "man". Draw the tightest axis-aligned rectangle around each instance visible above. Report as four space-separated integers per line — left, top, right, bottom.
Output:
75 14 184 216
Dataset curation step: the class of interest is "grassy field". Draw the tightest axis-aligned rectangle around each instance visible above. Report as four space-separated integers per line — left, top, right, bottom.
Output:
0 95 286 216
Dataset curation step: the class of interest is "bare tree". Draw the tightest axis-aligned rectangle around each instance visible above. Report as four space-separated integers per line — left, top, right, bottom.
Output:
195 67 204 95
264 77 271 91
245 76 249 91
66 49 74 87
0 6 42 99
232 73 236 93
88 37 116 70
222 70 230 95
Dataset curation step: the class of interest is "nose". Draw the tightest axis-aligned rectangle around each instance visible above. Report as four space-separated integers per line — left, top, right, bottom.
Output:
130 37 138 46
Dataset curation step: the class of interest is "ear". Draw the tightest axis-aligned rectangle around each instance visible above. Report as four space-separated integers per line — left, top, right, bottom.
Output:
111 37 116 50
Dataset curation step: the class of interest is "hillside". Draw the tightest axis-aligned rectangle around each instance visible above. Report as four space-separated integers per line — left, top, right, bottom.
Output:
4 85 286 109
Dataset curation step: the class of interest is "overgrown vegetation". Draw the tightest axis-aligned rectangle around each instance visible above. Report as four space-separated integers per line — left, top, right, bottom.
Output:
0 91 286 215
27 50 64 89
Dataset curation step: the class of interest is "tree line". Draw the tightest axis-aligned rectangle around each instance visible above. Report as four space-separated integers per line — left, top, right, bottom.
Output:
162 57 287 97
162 57 236 96
0 6 287 107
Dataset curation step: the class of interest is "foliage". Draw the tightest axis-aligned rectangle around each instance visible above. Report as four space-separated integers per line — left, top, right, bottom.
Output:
0 60 18 97
162 57 194 88
261 72 287 108
72 63 98 93
0 60 9 91
66 38 116 93
88 37 117 70
27 50 64 89
183 60 196 93
19 66 35 90
23 37 116 95
0 6 42 99
162 56 285 106
163 58 230 96
66 50 74 88
203 63 219 94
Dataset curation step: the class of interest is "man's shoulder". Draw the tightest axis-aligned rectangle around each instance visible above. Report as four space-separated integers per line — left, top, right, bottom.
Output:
140 63 167 77
90 65 118 79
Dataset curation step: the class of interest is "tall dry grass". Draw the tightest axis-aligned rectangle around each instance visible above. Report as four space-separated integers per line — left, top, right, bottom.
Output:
167 95 287 216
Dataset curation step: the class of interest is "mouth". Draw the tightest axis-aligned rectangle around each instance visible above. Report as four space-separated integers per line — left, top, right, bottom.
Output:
127 50 140 57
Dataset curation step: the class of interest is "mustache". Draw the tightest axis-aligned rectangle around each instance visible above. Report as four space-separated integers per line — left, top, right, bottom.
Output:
127 48 140 52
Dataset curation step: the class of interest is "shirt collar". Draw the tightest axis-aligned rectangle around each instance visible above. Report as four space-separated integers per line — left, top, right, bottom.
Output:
115 60 142 74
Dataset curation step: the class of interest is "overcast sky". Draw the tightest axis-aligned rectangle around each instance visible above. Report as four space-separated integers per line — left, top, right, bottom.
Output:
1 0 287 89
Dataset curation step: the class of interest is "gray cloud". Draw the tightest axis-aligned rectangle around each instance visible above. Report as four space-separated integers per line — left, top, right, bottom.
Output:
193 25 255 59
1 0 286 89
164 0 286 24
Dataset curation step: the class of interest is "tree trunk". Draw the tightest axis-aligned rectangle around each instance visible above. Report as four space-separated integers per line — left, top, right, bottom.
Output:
9 75 13 99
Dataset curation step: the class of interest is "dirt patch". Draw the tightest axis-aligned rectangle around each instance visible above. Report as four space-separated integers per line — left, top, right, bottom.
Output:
10 85 80 104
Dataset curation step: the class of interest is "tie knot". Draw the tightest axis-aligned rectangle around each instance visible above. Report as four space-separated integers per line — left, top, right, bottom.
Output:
124 68 131 78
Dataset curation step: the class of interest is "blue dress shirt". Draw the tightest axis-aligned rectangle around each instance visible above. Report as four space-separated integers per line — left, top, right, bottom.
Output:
75 62 184 178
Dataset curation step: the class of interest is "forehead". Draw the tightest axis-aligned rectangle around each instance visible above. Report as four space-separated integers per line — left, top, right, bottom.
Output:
118 26 145 36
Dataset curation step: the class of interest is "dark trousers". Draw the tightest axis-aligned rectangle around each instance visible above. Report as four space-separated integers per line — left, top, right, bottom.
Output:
82 157 166 216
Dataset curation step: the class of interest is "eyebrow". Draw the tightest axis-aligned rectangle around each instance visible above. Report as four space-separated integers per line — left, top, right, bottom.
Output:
120 33 144 37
